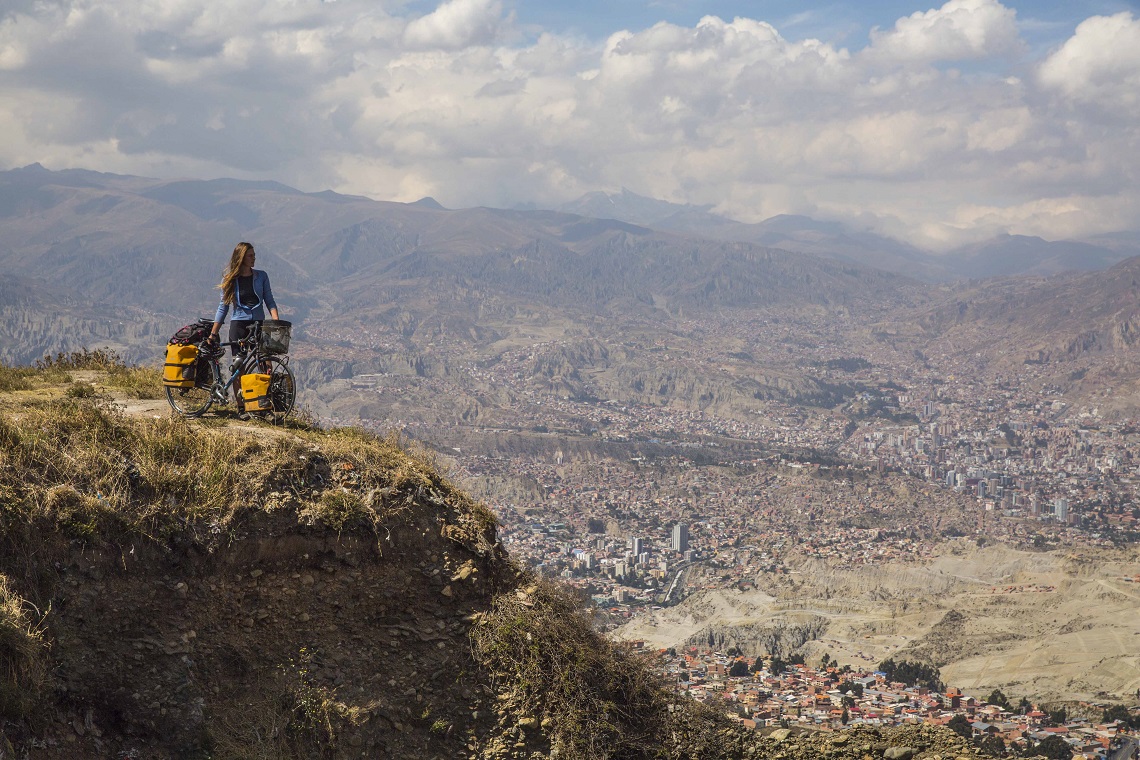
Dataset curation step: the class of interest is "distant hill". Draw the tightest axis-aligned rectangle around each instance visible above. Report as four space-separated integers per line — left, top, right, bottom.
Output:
0 166 922 365
556 188 1140 284
556 189 944 280
904 255 1140 407
941 233 1137 279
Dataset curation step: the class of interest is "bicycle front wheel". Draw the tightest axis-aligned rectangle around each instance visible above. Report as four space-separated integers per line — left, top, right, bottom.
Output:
165 384 214 417
256 355 296 420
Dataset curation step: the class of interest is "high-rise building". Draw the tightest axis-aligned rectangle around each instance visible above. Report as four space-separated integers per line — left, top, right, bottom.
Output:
672 523 689 553
1053 498 1069 522
631 537 643 557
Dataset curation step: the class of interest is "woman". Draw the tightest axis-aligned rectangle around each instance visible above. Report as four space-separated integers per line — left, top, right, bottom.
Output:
209 242 279 409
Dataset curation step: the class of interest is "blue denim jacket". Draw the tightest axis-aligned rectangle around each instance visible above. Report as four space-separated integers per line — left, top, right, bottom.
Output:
214 269 277 324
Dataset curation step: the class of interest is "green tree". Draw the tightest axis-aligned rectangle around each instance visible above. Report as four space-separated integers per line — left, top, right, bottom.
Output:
729 660 750 678
841 707 849 725
1048 707 1068 726
947 714 972 739
986 689 1011 710
977 734 1006 757
1028 735 1072 760
769 657 787 676
1102 704 1135 728
876 658 944 691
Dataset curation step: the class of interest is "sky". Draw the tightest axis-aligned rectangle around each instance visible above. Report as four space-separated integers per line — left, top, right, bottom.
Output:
1 0 1138 249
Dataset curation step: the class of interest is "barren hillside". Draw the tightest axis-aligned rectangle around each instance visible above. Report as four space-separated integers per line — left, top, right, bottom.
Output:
617 542 1140 704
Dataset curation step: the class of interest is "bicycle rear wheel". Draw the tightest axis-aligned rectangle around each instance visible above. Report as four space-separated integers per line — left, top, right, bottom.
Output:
165 384 214 417
255 355 295 420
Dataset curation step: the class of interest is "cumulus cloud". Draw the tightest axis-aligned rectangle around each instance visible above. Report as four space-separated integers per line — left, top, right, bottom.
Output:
403 0 506 50
0 0 1135 246
1038 12 1140 111
866 0 1021 63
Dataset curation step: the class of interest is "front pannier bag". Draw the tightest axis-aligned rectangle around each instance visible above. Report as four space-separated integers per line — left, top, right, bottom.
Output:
163 344 199 388
240 373 272 411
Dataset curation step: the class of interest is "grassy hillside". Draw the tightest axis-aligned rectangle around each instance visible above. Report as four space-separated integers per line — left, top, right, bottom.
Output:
0 357 991 760
0 357 743 759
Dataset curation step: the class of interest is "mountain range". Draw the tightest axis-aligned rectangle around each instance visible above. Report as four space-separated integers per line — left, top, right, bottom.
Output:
0 164 918 363
554 188 1140 282
5 163 1140 422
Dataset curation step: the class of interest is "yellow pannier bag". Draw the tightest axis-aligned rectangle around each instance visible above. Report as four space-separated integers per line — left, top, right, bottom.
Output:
163 344 198 388
240 373 272 412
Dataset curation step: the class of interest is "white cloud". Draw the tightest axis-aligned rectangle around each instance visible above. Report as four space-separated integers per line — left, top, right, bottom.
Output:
866 0 1021 63
0 0 1136 246
1038 12 1140 111
403 0 505 50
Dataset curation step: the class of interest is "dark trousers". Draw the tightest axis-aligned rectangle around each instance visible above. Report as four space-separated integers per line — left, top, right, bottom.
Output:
228 320 261 356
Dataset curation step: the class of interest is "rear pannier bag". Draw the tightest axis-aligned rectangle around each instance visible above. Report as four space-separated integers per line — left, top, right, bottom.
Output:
240 373 272 412
163 344 199 388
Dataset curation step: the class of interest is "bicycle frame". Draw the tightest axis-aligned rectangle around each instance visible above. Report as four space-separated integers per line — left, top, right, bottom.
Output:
203 348 269 405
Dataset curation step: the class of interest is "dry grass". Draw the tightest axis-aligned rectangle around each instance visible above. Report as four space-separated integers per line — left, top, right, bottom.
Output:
0 362 69 392
470 577 754 759
470 577 678 759
102 363 164 399
37 347 162 399
0 383 496 554
1 350 162 399
0 575 49 722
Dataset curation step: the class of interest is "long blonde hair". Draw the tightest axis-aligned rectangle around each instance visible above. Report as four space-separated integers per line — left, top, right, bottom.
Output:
218 242 254 305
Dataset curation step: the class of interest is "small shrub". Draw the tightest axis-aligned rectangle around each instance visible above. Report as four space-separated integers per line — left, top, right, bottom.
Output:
66 382 96 398
281 647 363 750
471 577 677 758
0 365 34 392
36 348 125 371
307 489 369 532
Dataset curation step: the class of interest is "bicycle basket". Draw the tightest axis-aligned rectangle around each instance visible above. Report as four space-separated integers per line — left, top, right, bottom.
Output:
260 320 292 354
